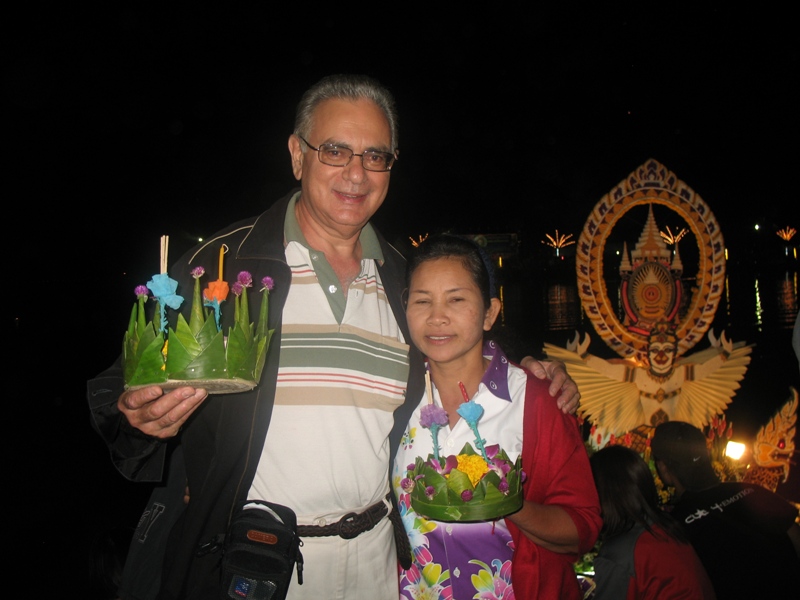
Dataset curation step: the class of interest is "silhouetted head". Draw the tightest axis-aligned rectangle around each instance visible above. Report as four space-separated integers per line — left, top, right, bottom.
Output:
651 421 719 492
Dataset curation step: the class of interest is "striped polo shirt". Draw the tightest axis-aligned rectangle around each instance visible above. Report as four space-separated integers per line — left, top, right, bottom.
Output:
248 194 410 521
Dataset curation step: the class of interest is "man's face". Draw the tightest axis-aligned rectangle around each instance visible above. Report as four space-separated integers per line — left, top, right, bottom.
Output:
289 98 393 237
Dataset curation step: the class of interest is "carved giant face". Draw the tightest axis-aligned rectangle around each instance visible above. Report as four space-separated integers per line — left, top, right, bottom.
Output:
648 338 677 376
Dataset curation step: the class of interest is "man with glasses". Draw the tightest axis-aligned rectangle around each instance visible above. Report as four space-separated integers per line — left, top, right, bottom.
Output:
88 73 580 599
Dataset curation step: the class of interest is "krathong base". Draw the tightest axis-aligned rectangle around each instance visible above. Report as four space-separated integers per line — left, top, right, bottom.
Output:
410 493 522 523
125 377 257 395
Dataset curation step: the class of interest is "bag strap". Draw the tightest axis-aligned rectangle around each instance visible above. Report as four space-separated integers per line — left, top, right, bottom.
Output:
237 500 298 531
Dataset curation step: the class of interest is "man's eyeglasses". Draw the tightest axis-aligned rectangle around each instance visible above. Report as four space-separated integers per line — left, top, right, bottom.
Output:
298 136 397 172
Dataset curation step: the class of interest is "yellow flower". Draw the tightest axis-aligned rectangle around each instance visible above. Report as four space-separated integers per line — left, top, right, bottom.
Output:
456 454 489 486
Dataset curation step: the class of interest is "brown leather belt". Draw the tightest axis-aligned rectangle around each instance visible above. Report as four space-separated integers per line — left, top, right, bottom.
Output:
297 494 390 540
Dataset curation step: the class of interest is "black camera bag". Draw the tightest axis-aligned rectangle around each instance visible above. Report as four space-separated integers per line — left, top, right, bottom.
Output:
219 500 304 600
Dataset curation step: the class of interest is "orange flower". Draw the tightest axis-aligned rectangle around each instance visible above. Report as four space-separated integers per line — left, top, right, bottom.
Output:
204 280 230 303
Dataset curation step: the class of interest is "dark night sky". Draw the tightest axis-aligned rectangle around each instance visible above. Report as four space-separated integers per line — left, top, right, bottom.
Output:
8 6 799 590
8 7 798 254
9 6 798 372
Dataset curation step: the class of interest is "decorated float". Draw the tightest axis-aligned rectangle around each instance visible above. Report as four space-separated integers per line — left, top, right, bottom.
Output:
541 159 798 594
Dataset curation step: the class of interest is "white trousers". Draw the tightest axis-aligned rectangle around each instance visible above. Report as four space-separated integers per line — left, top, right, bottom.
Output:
286 517 399 600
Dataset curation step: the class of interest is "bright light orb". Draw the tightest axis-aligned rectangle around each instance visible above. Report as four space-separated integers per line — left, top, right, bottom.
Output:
725 441 746 460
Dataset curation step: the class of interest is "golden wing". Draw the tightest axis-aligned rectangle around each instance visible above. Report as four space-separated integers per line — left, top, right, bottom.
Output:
673 343 753 428
677 331 750 365
543 341 643 435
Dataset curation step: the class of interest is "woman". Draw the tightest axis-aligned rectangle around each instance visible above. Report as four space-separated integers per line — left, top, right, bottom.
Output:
393 234 601 599
589 444 716 599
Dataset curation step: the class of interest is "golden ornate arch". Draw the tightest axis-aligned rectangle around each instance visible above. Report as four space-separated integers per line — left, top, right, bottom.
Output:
575 159 726 362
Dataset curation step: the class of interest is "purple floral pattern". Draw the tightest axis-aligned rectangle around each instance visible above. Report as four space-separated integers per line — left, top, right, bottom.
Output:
395 423 516 599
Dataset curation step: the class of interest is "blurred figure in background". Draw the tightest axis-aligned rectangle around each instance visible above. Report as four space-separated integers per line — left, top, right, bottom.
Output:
589 444 715 599
651 421 800 599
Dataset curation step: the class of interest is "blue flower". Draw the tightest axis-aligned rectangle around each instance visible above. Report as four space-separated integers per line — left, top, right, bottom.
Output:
147 274 183 308
146 273 184 333
457 400 488 460
456 399 484 423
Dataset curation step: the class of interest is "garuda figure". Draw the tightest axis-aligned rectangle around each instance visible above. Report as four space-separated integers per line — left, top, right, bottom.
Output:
544 323 752 447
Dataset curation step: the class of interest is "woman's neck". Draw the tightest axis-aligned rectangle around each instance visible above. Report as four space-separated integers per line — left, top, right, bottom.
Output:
428 355 489 426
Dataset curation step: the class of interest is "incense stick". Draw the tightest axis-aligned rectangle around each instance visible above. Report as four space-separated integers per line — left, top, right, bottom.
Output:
425 368 433 404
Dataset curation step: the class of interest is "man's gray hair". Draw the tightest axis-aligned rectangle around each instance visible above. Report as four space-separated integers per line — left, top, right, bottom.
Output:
294 74 399 152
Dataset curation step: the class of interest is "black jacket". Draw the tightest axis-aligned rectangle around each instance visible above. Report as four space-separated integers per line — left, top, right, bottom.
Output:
87 189 424 599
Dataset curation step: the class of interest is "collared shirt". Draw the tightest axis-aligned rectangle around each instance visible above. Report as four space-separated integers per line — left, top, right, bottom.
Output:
281 192 386 322
248 193 410 520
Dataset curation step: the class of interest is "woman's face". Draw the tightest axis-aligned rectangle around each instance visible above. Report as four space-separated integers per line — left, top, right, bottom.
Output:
406 256 499 367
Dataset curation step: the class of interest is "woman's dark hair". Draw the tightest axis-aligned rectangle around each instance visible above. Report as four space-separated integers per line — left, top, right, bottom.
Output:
590 445 687 543
405 234 496 309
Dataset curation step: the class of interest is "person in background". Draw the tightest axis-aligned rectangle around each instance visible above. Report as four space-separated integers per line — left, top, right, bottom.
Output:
88 74 580 600
589 444 715 599
394 234 601 599
651 420 800 599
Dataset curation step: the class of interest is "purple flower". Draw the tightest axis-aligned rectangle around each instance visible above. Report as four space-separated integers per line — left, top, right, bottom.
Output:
191 266 205 278
427 454 458 476
425 486 435 499
420 404 449 462
134 285 149 298
498 480 509 494
400 478 415 493
237 271 253 287
491 462 512 480
419 404 448 428
461 490 474 502
444 454 459 474
261 276 275 292
231 281 243 297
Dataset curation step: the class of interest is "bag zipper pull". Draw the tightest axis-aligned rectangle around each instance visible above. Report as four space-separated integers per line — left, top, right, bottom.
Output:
195 533 225 556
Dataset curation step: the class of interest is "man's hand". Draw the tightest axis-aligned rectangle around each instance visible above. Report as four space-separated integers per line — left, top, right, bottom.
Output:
118 385 208 439
520 357 580 415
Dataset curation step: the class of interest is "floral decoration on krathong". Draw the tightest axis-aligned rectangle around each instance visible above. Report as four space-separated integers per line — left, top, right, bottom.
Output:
400 376 524 522
123 237 275 392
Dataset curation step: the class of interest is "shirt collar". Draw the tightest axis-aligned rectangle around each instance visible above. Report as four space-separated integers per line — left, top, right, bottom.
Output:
481 340 512 401
283 192 385 262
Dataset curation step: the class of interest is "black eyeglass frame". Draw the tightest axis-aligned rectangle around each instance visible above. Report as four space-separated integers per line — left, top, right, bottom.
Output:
298 135 397 172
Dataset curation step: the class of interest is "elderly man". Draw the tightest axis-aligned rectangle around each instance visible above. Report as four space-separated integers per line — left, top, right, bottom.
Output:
88 74 580 600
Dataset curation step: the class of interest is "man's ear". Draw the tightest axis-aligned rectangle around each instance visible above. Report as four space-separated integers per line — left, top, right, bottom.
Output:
288 134 304 181
655 459 675 486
